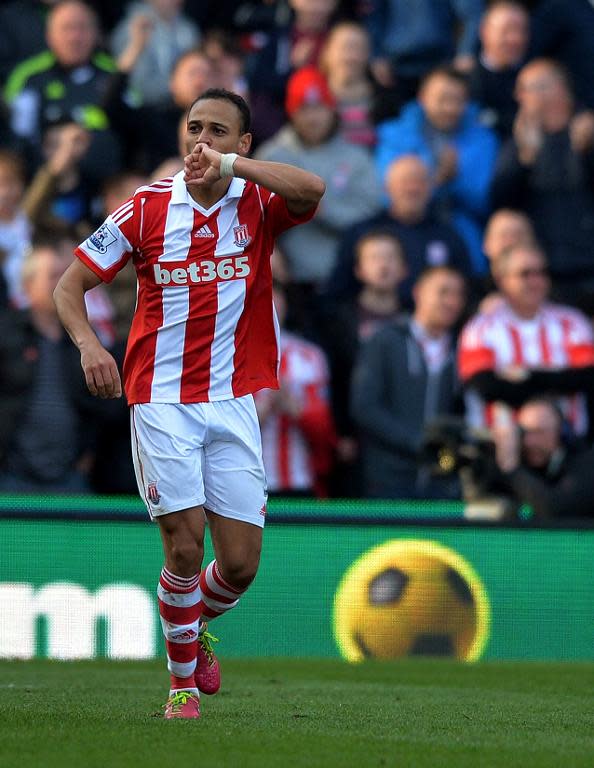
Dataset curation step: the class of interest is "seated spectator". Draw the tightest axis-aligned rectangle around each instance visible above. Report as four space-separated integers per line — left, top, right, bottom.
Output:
319 21 397 149
491 58 594 312
244 0 339 145
255 67 381 311
458 243 594 438
4 1 123 182
364 0 483 102
0 233 110 493
376 66 499 274
493 397 594 520
469 1 530 138
105 33 214 172
254 282 336 497
328 154 471 308
111 0 201 107
351 265 466 499
321 230 407 496
529 0 594 110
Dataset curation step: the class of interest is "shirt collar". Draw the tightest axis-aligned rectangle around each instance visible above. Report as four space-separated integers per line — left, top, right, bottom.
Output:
410 318 450 347
170 170 246 206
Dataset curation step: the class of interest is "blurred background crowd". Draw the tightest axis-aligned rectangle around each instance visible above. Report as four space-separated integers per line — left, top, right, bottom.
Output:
1 0 594 519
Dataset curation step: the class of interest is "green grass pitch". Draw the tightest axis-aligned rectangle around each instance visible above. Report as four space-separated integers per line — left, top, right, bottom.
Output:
0 659 592 768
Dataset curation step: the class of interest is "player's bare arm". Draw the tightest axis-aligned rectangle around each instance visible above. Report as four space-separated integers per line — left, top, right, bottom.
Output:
184 143 326 214
54 259 122 399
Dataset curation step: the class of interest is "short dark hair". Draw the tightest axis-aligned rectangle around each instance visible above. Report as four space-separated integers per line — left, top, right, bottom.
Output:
188 88 251 134
420 65 470 93
415 264 467 288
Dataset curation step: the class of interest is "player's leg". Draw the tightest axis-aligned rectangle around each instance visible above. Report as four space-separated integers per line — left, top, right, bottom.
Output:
195 394 267 693
131 403 207 718
157 505 205 685
202 512 262 607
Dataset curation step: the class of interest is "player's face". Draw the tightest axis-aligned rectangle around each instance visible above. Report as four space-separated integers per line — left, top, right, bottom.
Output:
185 99 251 157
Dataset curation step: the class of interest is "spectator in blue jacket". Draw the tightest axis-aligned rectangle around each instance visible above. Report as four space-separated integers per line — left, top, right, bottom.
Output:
375 66 499 275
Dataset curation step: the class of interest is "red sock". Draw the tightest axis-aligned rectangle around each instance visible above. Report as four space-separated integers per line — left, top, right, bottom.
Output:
158 567 201 691
199 560 244 621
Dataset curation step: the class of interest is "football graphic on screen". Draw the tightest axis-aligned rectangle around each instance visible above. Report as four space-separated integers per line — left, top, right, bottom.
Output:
333 539 490 662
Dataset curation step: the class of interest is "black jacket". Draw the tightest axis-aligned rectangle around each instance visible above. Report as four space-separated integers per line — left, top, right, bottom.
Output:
0 308 114 468
491 130 594 280
350 317 462 498
503 443 594 520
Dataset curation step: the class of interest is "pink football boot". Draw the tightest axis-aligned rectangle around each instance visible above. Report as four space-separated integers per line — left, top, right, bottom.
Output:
163 691 201 719
195 625 221 695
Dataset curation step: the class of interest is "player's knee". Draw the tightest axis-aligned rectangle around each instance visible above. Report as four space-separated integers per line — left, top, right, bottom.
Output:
219 558 259 591
168 539 203 576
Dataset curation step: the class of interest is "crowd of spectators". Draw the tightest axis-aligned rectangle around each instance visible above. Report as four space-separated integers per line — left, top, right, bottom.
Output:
0 0 593 518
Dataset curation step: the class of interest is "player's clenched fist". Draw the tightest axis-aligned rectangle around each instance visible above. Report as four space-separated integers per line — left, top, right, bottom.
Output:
184 143 223 187
79 341 122 399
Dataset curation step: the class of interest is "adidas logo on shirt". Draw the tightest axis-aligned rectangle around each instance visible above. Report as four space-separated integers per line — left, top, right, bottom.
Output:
194 224 215 238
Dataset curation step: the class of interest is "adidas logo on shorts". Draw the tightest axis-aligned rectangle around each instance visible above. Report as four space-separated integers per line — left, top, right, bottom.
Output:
194 224 215 238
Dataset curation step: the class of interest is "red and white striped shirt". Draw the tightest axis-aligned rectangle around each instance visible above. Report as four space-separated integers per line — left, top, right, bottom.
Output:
75 172 315 404
458 301 594 434
255 332 334 493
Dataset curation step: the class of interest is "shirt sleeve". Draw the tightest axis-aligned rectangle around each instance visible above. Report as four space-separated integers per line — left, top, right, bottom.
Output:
264 190 317 240
75 196 138 283
457 316 496 381
564 310 594 367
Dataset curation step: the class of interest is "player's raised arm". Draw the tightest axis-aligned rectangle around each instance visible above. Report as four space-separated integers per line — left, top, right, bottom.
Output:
54 259 122 399
184 144 326 215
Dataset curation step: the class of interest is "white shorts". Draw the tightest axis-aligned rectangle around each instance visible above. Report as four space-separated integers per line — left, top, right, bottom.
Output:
130 395 267 527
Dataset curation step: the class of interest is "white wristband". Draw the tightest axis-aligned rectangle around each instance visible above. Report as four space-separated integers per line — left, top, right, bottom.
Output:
219 152 238 178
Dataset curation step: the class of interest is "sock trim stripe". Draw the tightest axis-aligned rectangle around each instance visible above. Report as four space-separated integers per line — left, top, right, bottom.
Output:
158 583 201 607
201 579 238 605
166 641 198 663
213 562 242 594
162 567 199 583
158 599 203 625
167 658 197 678
201 593 239 614
161 569 200 591
160 576 200 594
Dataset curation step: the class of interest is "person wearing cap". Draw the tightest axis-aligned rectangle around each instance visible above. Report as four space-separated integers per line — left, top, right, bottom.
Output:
255 66 382 332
